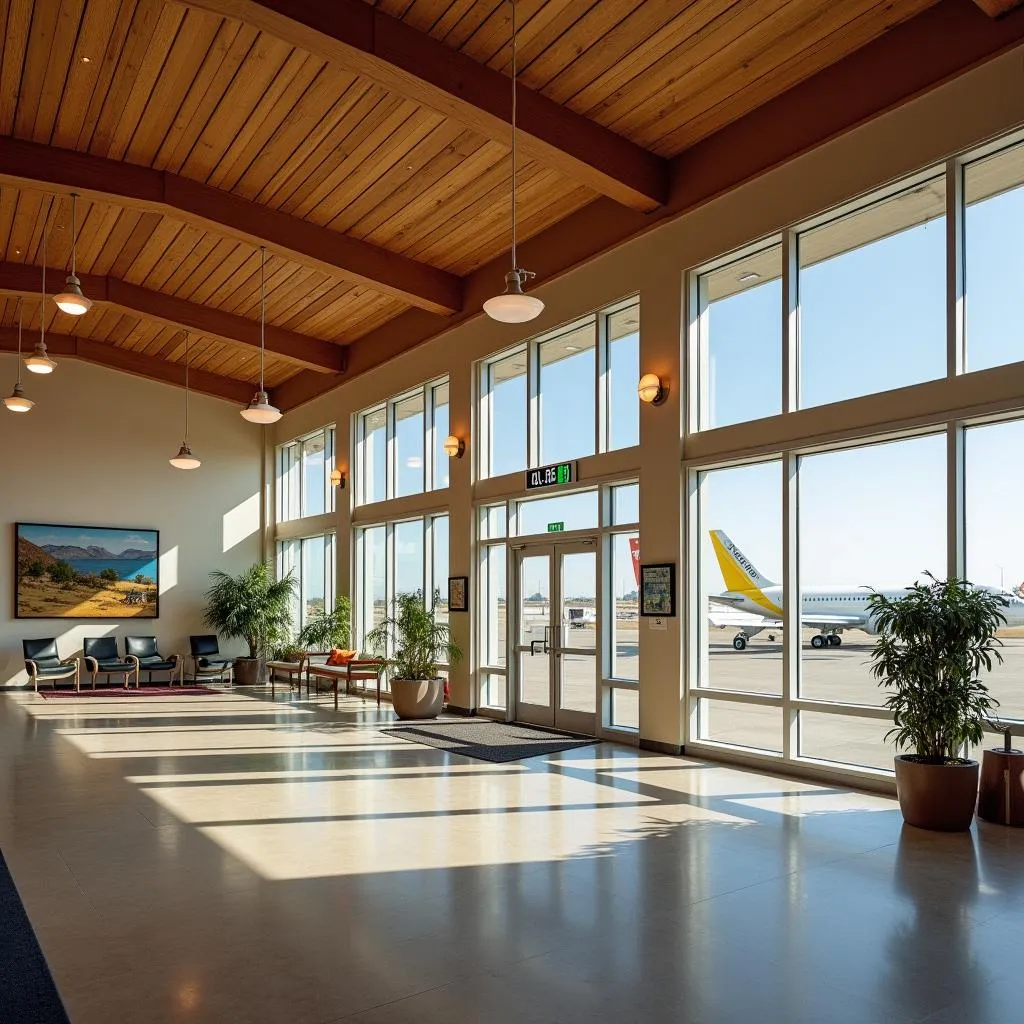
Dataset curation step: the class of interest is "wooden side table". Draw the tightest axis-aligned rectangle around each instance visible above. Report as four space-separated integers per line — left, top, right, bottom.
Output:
978 748 1024 826
265 655 306 698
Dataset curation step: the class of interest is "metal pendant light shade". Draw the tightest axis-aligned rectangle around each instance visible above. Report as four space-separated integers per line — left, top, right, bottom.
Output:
53 194 92 315
170 333 201 469
484 0 543 324
4 300 34 412
240 246 281 425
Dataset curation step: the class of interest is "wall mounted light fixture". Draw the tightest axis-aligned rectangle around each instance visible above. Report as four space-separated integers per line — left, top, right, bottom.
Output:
443 434 465 459
638 373 667 405
330 468 346 489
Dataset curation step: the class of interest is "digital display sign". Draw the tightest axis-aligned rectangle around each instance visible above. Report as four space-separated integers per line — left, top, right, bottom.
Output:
525 462 574 490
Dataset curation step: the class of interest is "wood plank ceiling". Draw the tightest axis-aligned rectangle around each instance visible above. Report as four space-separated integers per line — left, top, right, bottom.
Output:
0 0 997 404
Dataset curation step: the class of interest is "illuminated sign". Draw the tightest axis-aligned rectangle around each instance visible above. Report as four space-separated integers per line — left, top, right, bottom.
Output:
526 462 574 490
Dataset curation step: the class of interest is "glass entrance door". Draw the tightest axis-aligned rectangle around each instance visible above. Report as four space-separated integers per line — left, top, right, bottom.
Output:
514 542 598 735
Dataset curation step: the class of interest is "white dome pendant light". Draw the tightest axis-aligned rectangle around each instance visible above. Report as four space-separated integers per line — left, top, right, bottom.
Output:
169 333 201 469
53 193 92 315
483 0 544 325
26 204 57 374
240 245 281 425
3 299 35 413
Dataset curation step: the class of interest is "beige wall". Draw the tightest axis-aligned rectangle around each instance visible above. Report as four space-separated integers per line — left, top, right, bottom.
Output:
271 45 1024 745
0 356 264 686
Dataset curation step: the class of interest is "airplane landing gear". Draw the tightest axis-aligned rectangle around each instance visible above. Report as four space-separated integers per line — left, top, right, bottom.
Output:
732 634 748 651
828 634 842 647
810 633 842 649
810 634 826 649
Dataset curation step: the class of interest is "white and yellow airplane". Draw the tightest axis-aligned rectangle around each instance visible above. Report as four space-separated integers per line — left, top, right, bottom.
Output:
708 530 1024 650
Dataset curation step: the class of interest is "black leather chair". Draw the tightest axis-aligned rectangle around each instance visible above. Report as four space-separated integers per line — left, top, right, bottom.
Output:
188 635 234 685
124 636 183 686
23 638 80 692
83 636 139 689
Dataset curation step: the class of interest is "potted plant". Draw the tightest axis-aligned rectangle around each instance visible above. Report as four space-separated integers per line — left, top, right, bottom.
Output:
367 591 461 720
204 563 297 685
296 596 352 654
868 575 1004 831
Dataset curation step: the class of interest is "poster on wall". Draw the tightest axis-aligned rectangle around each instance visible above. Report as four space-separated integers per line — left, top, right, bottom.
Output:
15 523 159 619
640 562 676 617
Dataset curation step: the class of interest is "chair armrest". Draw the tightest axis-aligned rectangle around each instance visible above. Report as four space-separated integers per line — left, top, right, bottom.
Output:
126 655 140 670
170 654 181 666
84 656 98 671
25 659 39 678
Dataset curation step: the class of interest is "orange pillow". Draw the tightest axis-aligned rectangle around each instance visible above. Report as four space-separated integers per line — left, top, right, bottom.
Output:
326 648 357 667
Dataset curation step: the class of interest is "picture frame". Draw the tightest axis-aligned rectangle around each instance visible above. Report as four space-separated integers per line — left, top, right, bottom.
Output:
448 575 469 613
640 562 676 617
15 522 160 619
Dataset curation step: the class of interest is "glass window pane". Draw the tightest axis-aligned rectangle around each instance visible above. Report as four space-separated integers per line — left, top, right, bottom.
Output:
481 671 507 710
432 515 449 626
611 689 639 731
302 432 326 518
516 491 599 536
965 143 1024 373
698 462 782 696
798 178 946 407
278 539 300 630
612 483 639 525
798 436 946 708
486 350 527 477
481 543 507 668
799 712 892 772
301 535 326 628
360 526 386 651
433 381 450 490
394 520 424 599
697 699 781 753
540 322 596 464
480 504 507 540
611 533 639 680
965 419 1024 721
607 305 639 450
699 243 782 428
278 444 300 522
362 409 387 505
394 394 425 498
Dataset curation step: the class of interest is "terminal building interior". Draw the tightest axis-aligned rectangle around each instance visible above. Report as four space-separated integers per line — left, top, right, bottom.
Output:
3 1 1024 1021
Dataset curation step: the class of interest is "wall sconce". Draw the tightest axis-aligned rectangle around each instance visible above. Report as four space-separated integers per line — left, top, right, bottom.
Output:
330 468 346 489
638 373 667 405
443 434 465 459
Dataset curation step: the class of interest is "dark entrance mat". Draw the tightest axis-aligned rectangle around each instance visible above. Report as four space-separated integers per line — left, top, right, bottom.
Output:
383 719 596 763
0 849 70 1023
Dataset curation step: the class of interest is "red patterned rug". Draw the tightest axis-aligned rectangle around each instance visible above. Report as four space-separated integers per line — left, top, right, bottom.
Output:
39 686 219 699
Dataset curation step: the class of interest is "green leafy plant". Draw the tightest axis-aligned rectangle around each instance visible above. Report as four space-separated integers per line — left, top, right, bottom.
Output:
204 563 298 661
100 567 119 583
296 596 352 653
366 591 462 680
49 561 75 588
868 575 1004 763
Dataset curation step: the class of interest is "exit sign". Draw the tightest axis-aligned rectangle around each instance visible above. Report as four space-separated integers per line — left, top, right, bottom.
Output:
547 522 564 533
526 461 575 490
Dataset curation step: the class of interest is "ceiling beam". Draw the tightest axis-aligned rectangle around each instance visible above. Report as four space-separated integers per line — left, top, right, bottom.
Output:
179 0 668 213
0 137 462 315
972 1 1024 16
0 328 254 403
273 0 1024 412
0 262 345 373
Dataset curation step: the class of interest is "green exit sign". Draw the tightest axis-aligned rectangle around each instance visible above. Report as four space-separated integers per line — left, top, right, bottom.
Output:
526 461 575 490
547 522 564 533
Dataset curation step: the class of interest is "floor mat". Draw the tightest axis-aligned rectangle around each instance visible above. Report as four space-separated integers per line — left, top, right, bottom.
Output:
383 719 596 763
0 848 70 1023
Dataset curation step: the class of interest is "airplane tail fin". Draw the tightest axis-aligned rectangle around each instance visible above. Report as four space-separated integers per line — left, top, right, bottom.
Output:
710 531 777 592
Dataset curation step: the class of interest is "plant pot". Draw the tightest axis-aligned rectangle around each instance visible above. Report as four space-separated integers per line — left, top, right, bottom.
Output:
390 677 444 720
894 755 980 832
233 658 261 686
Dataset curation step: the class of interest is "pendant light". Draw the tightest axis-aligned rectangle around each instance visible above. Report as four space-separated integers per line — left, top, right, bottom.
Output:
169 333 201 469
240 246 281 424
3 299 34 413
26 204 57 374
53 193 92 316
483 0 544 325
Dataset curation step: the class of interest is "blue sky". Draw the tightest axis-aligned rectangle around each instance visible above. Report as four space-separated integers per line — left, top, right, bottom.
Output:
19 524 157 555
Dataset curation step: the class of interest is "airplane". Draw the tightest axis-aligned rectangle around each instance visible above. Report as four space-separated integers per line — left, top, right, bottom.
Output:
708 529 1024 650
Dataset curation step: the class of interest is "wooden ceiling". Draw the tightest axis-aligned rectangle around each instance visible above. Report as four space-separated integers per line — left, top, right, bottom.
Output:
0 0 1021 404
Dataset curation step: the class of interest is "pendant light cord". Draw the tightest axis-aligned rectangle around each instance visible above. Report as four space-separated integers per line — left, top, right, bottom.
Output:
15 297 23 384
183 332 190 443
70 193 77 277
510 0 518 272
41 198 51 348
259 246 266 392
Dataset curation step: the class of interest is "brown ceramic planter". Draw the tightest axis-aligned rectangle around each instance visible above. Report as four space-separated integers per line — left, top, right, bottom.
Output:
391 678 444 720
233 658 260 685
894 755 979 832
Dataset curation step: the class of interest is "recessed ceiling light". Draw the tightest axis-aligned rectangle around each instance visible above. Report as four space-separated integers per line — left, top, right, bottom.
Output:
738 272 760 282
81 56 91 63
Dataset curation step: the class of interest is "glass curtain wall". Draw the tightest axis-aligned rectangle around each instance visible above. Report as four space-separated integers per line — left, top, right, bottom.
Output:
277 427 335 522
277 533 336 636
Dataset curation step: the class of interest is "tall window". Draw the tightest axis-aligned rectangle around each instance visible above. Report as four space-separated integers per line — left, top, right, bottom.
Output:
479 298 639 479
356 378 449 506
278 533 336 634
277 427 335 522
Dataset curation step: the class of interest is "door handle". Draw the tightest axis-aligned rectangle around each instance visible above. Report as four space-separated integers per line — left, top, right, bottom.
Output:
529 640 545 656
543 624 551 654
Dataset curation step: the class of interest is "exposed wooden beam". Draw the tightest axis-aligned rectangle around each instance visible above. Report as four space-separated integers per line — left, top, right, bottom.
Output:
972 1 1024 16
273 0 1024 411
179 0 668 213
0 328 253 403
0 137 462 315
0 262 345 373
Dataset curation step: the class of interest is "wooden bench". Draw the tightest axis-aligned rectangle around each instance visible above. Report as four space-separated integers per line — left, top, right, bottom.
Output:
305 658 386 710
266 655 307 697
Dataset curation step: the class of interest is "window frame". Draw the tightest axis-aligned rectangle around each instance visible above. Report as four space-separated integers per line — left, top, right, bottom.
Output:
276 426 336 523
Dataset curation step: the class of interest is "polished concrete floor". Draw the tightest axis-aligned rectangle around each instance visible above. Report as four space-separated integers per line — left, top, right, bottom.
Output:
2 687 1023 1024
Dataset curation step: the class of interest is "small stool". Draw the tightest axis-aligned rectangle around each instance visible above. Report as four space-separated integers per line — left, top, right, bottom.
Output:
977 747 1024 826
266 657 306 698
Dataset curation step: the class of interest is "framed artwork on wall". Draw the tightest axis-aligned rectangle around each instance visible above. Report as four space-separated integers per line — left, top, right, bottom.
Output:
640 562 676 617
448 575 469 613
15 523 160 619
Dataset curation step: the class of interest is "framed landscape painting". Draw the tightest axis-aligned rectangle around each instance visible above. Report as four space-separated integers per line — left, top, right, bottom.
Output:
16 523 159 619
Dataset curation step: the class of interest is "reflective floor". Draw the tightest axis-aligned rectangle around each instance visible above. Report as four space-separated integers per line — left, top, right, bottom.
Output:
2 687 1023 1023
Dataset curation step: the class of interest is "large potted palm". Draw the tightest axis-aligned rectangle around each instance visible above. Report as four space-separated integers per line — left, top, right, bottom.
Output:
204 563 297 685
367 591 461 720
868 575 1004 831
296 596 352 654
